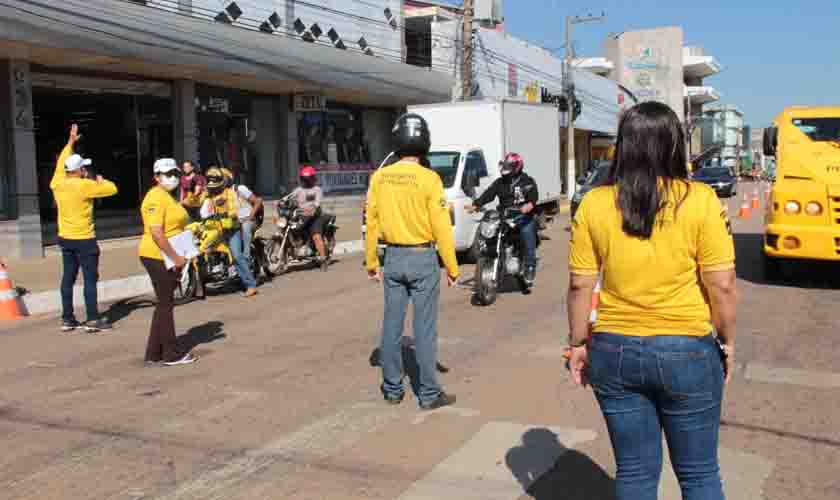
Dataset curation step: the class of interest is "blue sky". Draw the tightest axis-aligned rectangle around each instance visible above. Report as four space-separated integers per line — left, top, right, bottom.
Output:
499 0 840 127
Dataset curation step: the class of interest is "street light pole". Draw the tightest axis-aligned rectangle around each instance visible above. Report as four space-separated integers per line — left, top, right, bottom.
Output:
564 13 605 199
461 0 474 101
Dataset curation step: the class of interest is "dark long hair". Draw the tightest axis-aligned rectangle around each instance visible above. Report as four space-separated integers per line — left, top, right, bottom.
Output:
608 102 689 239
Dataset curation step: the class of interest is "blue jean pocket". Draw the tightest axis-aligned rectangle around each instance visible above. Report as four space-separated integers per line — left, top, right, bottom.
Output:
586 339 624 396
657 350 713 401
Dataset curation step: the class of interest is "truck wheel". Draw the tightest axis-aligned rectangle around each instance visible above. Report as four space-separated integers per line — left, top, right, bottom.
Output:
475 257 498 306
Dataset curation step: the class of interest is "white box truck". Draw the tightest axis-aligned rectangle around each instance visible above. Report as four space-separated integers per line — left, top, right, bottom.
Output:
363 99 562 256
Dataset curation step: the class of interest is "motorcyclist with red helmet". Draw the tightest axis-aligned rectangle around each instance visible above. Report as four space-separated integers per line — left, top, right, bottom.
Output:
469 152 540 285
291 165 328 271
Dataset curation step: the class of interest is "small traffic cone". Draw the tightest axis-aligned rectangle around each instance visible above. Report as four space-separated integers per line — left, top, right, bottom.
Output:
738 193 752 219
764 184 772 202
0 263 24 321
589 279 601 324
751 186 761 209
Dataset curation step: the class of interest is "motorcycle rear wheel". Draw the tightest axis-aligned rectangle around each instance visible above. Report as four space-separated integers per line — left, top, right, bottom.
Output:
474 257 498 306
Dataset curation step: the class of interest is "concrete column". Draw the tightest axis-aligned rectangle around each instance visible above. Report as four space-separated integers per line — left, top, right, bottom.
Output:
0 59 43 258
172 80 197 165
278 96 298 194
249 98 281 196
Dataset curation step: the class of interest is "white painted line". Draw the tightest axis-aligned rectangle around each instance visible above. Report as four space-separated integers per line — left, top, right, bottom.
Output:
412 406 480 425
397 423 597 500
659 446 773 500
333 239 363 256
153 402 404 500
745 363 840 389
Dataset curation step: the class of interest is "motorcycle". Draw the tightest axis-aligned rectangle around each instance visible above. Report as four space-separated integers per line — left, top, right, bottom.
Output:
473 207 538 306
260 194 338 275
173 216 265 303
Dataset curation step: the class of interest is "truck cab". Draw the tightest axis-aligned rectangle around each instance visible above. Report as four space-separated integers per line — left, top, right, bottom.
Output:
762 106 840 277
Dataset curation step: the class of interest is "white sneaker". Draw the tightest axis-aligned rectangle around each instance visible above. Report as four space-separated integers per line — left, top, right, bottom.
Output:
163 353 197 366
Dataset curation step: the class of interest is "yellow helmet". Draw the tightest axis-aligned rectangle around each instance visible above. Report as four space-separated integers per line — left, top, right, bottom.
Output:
205 167 226 191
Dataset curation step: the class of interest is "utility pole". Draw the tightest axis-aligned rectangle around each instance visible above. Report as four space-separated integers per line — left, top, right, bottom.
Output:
461 0 474 101
564 13 605 198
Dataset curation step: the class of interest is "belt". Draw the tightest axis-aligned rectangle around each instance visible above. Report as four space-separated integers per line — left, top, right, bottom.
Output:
385 242 435 249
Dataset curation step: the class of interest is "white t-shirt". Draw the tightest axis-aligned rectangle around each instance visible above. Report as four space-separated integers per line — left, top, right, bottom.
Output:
234 185 254 221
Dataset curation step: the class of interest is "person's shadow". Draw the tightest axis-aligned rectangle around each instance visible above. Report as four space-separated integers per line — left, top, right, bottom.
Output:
369 337 449 398
176 321 226 353
104 298 156 325
506 428 615 500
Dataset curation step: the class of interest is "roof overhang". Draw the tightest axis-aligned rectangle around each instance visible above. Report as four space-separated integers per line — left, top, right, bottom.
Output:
0 0 453 107
683 55 722 79
685 85 721 104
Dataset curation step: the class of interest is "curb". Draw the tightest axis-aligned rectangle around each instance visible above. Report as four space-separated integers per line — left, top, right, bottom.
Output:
20 240 365 318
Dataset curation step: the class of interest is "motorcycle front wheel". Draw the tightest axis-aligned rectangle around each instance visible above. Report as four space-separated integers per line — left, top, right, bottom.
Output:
173 263 199 305
474 257 498 306
264 240 289 276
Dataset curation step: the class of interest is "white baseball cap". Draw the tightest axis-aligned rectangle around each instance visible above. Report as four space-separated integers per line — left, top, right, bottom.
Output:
65 154 92 172
153 158 180 174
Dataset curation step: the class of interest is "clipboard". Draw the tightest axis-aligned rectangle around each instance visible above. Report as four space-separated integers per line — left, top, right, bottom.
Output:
164 231 199 270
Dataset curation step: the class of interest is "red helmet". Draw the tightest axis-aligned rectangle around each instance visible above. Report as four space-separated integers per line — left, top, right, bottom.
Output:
299 165 317 178
500 152 524 177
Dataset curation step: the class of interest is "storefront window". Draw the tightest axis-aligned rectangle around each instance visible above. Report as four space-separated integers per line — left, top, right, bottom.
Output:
298 104 376 195
196 92 252 185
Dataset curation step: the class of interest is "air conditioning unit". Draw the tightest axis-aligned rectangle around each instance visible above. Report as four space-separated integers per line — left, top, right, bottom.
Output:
475 0 504 24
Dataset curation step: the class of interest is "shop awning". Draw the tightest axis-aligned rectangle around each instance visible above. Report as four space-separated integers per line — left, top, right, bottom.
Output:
0 0 454 106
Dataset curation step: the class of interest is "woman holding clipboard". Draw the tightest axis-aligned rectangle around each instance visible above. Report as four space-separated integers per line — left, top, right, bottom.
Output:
138 159 197 366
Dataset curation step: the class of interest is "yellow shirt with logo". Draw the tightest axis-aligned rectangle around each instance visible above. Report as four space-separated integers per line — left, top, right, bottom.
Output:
570 182 735 337
139 186 190 260
365 160 459 278
49 144 118 240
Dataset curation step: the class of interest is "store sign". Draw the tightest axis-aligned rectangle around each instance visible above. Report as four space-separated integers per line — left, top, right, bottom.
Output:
294 93 326 112
206 97 230 113
311 163 376 194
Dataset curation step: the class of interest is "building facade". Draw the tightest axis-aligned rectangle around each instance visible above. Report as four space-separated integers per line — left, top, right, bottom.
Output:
0 0 453 258
701 105 745 170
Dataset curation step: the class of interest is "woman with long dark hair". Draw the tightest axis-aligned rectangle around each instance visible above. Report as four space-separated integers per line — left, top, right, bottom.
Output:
567 101 737 500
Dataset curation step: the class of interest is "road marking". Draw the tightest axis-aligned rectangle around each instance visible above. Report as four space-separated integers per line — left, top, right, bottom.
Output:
660 446 773 500
396 422 597 500
165 391 264 430
745 363 840 389
411 406 480 425
153 402 405 500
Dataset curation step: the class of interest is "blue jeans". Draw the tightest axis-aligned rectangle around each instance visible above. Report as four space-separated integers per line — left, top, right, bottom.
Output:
58 237 100 322
587 333 725 500
229 224 257 289
516 215 537 268
380 248 442 407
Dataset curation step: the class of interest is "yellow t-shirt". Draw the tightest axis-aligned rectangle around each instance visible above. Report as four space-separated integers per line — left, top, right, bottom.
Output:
569 182 735 336
139 186 190 260
365 160 459 278
49 145 118 240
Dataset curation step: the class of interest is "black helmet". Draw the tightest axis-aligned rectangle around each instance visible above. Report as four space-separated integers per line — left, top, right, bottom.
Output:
392 113 431 158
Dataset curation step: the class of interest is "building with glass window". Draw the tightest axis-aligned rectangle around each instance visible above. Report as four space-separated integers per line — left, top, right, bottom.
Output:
0 0 451 258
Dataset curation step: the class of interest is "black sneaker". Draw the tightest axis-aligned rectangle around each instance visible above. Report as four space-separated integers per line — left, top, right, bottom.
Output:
420 392 456 411
61 318 81 332
83 319 113 333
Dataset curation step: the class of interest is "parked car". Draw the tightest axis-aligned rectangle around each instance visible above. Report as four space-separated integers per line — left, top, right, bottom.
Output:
571 161 611 218
692 166 738 197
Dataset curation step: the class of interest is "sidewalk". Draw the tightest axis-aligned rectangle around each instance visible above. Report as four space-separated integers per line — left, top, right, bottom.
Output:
4 222 363 318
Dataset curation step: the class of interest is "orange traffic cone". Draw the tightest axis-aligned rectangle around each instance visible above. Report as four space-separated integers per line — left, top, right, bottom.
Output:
751 186 760 209
589 279 601 324
738 193 752 219
0 263 24 321
764 184 772 202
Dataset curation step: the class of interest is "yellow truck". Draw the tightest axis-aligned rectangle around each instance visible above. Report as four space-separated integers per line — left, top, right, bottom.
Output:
762 106 840 279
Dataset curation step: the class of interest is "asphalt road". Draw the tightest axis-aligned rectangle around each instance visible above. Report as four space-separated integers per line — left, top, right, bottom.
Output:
0 181 838 500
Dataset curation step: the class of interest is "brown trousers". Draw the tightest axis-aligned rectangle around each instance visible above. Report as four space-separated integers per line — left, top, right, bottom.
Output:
141 257 180 362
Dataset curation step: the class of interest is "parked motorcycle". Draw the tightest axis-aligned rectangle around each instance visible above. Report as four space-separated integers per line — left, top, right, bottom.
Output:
260 194 338 276
473 208 537 306
173 216 264 303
